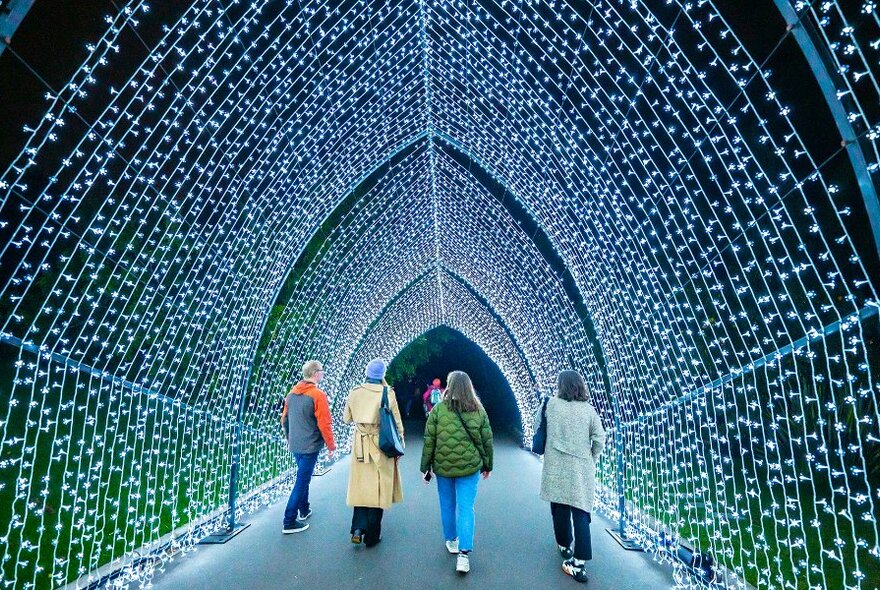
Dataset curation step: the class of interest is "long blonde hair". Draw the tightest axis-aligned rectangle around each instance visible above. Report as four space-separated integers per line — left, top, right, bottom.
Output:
443 371 483 413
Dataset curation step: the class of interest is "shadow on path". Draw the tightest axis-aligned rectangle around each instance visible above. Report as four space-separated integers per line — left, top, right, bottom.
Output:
152 423 674 589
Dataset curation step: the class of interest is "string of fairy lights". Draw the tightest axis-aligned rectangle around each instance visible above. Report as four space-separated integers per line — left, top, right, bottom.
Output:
251 140 605 443
0 0 878 588
339 269 543 433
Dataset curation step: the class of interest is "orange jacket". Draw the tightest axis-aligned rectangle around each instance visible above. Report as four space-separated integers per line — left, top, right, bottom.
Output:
280 380 336 452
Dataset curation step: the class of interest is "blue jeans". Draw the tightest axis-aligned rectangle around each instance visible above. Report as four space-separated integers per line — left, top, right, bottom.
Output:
283 452 318 526
436 471 480 552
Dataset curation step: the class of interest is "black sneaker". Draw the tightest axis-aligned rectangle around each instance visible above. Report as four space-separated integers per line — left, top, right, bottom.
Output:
282 519 309 534
298 508 313 520
351 529 364 544
558 544 574 559
562 558 588 583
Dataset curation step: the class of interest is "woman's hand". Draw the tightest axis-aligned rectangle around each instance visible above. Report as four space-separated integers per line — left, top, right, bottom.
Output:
481 470 491 480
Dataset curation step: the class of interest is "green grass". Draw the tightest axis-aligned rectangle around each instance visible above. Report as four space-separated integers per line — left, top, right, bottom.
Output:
0 344 290 589
599 437 880 590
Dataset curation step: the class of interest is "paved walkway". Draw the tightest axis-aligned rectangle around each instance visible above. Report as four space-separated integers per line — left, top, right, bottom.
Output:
152 424 674 589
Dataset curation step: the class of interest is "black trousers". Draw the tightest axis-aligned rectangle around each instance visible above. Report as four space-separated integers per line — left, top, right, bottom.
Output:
351 507 384 546
551 502 592 561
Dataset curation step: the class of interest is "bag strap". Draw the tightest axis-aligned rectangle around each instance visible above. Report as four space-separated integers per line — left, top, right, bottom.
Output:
453 406 486 469
426 409 436 471
381 386 389 410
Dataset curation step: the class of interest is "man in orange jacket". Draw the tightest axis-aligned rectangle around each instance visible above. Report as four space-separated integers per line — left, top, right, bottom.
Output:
281 360 336 534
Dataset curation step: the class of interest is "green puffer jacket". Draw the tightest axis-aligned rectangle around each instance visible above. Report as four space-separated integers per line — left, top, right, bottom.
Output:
420 401 494 477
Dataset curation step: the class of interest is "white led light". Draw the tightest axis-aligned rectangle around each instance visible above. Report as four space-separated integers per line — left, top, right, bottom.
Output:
0 0 878 588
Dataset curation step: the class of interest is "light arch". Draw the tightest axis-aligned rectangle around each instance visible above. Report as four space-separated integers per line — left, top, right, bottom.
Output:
0 1 877 588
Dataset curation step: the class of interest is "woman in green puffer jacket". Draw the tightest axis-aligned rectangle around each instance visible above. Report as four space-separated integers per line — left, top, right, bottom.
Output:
420 371 493 575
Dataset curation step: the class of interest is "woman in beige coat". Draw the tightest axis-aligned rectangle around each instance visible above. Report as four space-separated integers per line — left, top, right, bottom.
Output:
343 358 404 546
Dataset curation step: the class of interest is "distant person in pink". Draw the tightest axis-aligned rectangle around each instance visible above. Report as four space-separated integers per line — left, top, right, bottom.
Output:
423 378 443 415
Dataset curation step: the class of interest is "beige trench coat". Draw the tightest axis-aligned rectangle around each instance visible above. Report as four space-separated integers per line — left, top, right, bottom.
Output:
343 383 404 508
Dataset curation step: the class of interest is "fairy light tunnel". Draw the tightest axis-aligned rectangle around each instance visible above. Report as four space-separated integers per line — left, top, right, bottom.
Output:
0 0 879 588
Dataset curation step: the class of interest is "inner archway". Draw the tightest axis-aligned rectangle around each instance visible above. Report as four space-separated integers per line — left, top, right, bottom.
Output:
387 326 524 439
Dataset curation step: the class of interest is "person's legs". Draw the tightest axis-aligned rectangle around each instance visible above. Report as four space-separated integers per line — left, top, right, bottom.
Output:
283 452 318 526
550 502 574 549
454 471 480 552
351 506 368 537
364 508 384 546
435 475 458 542
295 452 318 515
300 457 315 517
559 504 590 583
571 508 592 561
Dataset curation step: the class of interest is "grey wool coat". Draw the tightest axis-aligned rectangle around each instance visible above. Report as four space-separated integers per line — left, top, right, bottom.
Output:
536 397 607 513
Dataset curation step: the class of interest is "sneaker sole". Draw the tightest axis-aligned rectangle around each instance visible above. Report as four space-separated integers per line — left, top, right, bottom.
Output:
282 524 309 534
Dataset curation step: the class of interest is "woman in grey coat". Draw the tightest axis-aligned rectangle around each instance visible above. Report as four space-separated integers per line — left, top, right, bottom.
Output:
537 370 606 583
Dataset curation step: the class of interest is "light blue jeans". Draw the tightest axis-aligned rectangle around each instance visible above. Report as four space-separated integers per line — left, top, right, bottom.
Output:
436 471 480 552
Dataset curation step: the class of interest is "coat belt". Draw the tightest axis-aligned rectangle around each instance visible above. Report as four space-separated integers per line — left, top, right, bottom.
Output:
354 423 381 464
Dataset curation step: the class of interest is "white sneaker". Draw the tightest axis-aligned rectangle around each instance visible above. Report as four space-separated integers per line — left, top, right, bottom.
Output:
281 519 309 534
456 552 470 573
445 539 459 554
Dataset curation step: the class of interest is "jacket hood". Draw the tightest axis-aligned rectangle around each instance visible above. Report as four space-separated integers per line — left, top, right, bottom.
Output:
292 380 321 395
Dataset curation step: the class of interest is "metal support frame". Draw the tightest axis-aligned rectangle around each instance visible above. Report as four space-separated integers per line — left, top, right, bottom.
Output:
0 333 266 433
198 521 250 544
772 0 880 265
211 330 268 541
205 131 446 543
205 135 436 545
620 303 879 430
0 332 275 547
0 0 36 56
605 408 643 551
0 331 268 541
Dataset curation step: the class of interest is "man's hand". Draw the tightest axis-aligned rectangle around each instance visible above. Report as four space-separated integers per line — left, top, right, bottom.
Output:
481 470 491 480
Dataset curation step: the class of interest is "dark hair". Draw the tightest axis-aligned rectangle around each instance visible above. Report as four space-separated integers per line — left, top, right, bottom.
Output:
443 371 483 413
557 370 589 402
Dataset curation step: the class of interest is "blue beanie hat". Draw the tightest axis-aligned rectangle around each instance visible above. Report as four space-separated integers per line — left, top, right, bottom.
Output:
366 359 386 380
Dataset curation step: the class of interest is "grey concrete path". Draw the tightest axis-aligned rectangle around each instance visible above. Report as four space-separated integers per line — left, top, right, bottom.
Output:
152 424 674 589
